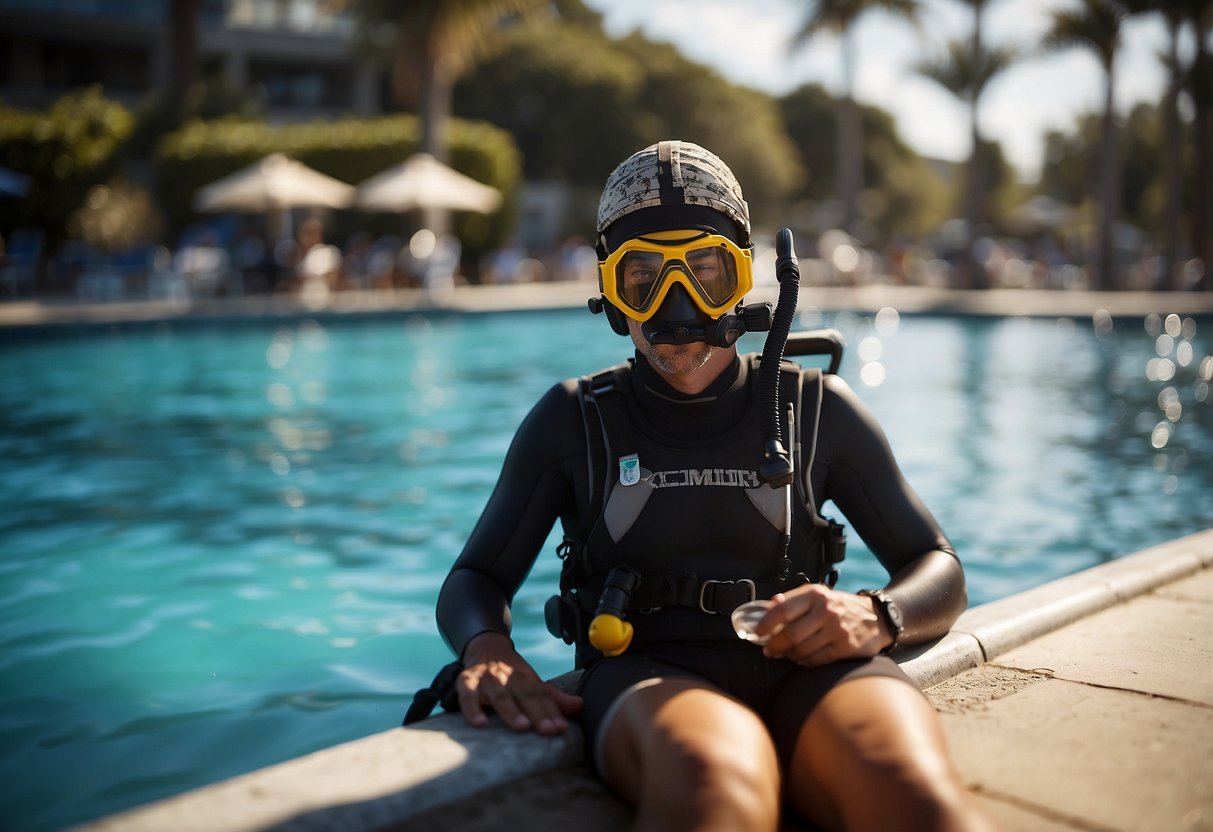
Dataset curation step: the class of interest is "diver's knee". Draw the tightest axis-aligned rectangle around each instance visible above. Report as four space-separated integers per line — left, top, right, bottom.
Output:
637 704 781 830
853 745 986 831
664 729 777 797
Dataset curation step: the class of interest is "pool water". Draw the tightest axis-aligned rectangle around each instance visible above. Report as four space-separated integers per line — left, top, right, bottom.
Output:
0 306 1209 831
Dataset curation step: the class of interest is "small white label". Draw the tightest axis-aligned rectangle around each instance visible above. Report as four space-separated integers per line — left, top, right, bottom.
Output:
618 454 640 486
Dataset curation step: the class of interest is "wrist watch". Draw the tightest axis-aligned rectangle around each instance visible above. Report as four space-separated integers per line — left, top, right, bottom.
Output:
859 589 904 652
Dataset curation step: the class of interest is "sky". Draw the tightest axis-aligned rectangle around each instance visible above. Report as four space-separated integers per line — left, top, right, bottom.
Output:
583 0 1181 182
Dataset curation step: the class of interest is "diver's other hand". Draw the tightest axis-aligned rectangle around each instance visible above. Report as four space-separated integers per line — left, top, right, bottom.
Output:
456 631 583 735
756 584 889 666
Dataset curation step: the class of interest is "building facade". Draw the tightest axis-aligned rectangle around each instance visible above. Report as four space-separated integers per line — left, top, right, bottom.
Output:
0 0 380 117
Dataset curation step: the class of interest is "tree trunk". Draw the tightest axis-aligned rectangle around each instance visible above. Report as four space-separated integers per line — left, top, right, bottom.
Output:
1161 14 1182 289
168 0 201 107
838 97 861 236
1096 56 1119 290
964 2 986 289
1191 46 1213 290
417 46 455 234
419 49 454 163
964 102 986 289
838 26 861 237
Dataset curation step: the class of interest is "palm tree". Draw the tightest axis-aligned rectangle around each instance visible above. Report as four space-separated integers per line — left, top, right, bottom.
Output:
792 0 921 237
1042 0 1132 290
915 37 1017 287
344 0 547 162
1180 0 1213 288
1101 0 1210 288
168 0 201 108
1149 0 1187 287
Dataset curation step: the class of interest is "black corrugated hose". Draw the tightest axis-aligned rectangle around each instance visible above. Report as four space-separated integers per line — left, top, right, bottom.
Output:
757 228 800 488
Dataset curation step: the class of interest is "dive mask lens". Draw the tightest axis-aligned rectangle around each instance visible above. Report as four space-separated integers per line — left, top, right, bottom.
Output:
683 244 740 305
617 250 664 310
600 230 753 322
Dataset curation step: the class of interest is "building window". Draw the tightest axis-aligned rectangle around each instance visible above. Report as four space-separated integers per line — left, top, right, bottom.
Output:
248 61 350 109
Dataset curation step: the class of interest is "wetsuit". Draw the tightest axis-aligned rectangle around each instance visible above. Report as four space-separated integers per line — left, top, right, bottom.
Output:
436 350 966 768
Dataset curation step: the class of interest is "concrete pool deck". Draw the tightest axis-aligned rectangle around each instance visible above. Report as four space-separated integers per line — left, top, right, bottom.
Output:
3 282 1213 335
79 528 1213 832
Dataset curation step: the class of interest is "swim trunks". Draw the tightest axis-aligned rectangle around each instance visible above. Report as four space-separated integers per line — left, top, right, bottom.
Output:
577 643 915 773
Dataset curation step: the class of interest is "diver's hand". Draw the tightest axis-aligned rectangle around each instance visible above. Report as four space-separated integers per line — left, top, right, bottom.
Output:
756 584 890 666
456 632 583 735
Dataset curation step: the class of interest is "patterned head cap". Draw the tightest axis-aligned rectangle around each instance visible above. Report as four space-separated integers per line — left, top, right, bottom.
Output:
596 140 750 244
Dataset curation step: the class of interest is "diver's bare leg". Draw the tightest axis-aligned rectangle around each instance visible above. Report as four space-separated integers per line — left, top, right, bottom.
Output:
787 676 996 832
599 678 781 832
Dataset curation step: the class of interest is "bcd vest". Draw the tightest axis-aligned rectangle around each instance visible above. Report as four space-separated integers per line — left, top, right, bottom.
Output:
545 354 847 666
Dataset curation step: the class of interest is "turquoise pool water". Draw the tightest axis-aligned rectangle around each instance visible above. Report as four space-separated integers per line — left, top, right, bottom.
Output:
1 306 1209 831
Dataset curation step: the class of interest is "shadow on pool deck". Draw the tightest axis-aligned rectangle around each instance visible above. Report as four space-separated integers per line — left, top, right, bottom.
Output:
79 529 1213 832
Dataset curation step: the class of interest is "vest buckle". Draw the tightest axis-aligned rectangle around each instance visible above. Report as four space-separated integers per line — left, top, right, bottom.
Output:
698 578 756 615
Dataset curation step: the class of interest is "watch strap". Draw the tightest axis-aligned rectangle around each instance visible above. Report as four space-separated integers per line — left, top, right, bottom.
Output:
858 589 902 652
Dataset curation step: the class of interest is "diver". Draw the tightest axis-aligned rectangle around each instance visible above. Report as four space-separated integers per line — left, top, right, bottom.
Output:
432 141 994 831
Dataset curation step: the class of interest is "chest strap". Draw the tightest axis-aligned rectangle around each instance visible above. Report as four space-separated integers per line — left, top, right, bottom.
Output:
577 568 816 615
553 364 634 597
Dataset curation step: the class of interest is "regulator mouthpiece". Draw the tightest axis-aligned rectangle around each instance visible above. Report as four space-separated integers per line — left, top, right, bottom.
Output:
759 437 794 488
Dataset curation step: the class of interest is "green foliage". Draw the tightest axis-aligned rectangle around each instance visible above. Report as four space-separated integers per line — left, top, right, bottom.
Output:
613 33 804 225
779 85 837 202
455 23 803 233
124 74 263 163
1119 101 1193 236
779 83 950 242
68 177 162 253
154 113 521 254
0 87 135 244
1041 0 1128 68
794 0 922 43
1039 116 1098 205
1036 101 1194 239
550 0 605 31
454 22 648 186
974 139 1020 229
873 155 950 240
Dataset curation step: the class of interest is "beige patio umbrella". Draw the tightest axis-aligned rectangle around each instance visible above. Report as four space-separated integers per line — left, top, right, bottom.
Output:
354 154 501 215
193 153 355 213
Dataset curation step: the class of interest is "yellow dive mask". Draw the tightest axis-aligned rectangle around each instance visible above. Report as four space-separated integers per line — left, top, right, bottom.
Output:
598 229 754 322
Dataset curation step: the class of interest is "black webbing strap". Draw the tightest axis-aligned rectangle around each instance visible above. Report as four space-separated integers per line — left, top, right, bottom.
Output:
656 140 684 206
581 365 640 556
576 570 813 615
560 364 631 570
402 660 464 725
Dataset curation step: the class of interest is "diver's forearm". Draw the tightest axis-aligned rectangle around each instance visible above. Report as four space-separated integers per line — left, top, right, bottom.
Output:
881 549 967 645
436 569 514 659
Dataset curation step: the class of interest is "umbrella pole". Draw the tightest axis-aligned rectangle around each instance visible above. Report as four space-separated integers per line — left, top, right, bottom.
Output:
424 207 449 238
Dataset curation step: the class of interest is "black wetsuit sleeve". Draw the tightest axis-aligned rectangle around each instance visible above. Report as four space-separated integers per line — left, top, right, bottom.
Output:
815 374 967 643
435 381 585 659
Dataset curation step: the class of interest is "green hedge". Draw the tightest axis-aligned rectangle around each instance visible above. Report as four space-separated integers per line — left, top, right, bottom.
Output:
0 87 135 246
155 114 521 255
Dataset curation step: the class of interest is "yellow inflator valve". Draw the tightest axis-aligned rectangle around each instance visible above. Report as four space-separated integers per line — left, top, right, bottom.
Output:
588 567 641 656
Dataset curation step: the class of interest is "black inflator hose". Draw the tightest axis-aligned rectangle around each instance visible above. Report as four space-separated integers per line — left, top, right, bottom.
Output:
757 229 800 488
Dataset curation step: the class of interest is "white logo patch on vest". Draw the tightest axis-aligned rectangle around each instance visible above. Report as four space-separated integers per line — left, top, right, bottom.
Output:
650 468 759 488
618 454 640 486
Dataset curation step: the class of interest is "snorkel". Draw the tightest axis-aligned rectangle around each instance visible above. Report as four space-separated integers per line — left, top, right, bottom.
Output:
758 228 799 489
